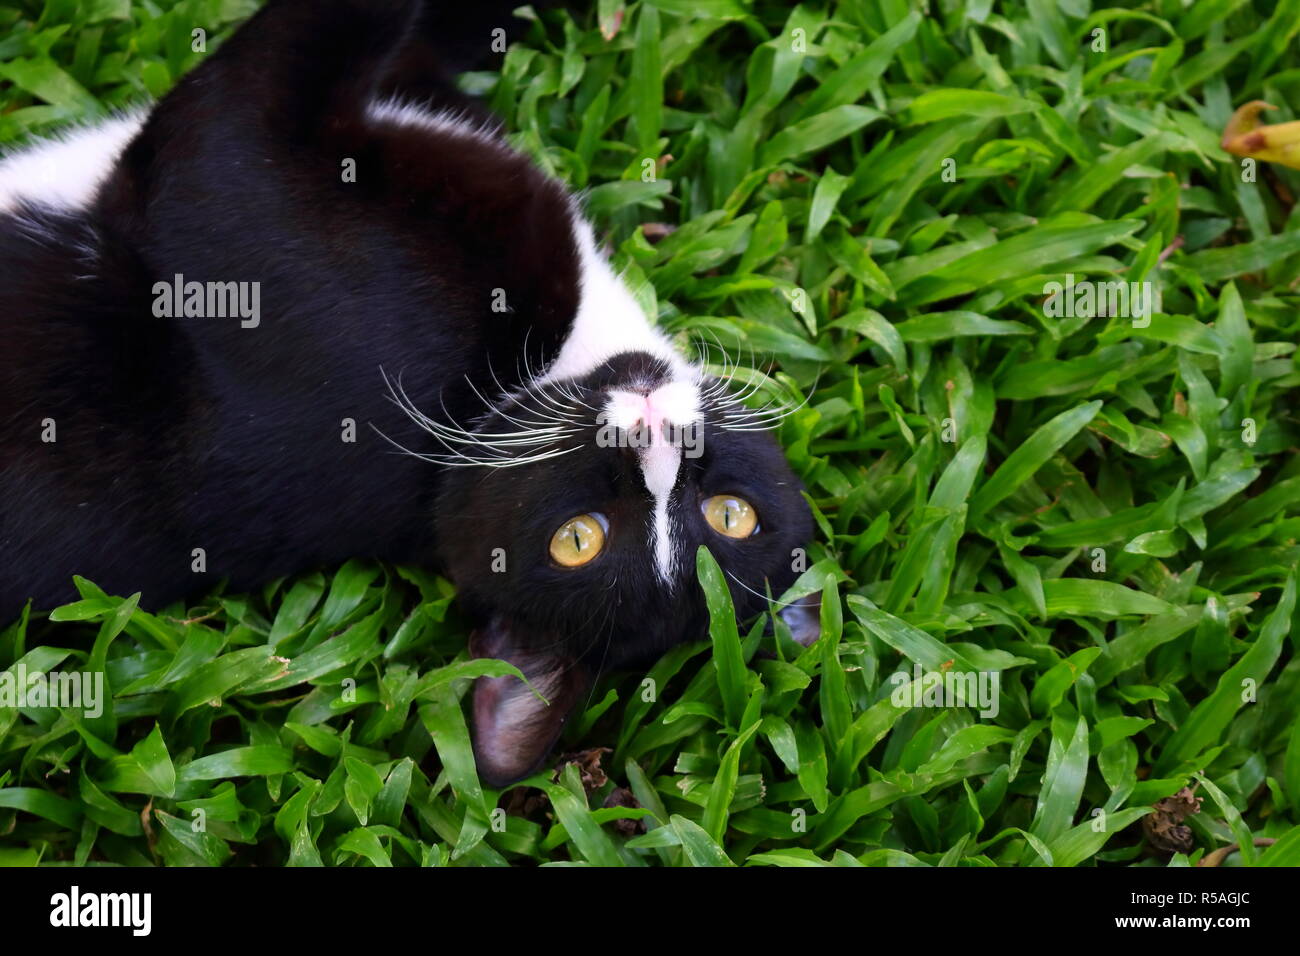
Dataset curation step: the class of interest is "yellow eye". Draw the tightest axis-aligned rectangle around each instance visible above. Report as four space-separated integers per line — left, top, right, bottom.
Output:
549 514 607 567
702 495 758 538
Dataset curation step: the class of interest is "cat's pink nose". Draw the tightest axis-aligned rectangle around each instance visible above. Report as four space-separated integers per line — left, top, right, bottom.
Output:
604 381 701 440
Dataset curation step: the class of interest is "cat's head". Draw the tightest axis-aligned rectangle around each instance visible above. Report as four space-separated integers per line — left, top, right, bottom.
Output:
417 221 818 785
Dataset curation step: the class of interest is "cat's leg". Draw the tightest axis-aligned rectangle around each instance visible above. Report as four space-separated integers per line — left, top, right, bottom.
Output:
376 0 560 121
107 0 420 158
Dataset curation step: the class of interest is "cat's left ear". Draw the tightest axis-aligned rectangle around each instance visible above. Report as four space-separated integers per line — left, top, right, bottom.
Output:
469 619 589 788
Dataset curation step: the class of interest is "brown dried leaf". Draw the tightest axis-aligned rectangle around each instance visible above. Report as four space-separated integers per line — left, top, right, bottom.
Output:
552 747 612 795
602 786 644 837
1142 786 1203 854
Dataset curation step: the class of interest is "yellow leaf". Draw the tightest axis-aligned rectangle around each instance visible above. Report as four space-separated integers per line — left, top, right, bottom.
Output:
1221 100 1300 170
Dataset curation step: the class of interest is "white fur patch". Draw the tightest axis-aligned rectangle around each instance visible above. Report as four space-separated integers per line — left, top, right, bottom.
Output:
365 99 502 148
603 383 700 434
539 215 691 384
0 100 496 217
0 110 146 214
554 205 703 585
644 442 680 585
604 382 702 585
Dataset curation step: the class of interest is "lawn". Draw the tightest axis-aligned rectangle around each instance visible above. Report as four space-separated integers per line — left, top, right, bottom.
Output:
1 0 1298 867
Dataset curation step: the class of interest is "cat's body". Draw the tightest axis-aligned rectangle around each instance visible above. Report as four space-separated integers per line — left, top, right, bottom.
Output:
0 7 584 613
0 0 814 783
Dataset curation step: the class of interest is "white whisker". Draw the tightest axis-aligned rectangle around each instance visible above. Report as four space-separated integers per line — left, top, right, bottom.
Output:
724 569 810 608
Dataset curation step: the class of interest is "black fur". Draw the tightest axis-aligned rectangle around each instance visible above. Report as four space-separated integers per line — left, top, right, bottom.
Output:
2 0 578 612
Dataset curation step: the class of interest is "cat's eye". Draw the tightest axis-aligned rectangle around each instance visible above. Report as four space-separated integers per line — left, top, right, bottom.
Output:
549 513 607 567
702 495 759 538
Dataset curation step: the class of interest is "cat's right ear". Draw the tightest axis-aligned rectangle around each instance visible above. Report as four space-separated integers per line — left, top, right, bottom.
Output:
468 620 589 788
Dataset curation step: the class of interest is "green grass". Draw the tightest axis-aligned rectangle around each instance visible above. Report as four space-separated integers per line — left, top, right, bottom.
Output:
2 0 1299 867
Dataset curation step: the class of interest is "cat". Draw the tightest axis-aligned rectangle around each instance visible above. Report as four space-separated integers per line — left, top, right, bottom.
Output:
0 0 817 785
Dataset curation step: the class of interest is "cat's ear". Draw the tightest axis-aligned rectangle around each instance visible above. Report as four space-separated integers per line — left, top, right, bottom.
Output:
469 620 589 787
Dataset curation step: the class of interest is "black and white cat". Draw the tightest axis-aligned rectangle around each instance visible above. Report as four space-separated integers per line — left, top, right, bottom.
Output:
0 0 816 784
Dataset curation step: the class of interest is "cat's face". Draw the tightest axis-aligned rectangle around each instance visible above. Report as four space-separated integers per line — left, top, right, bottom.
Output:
428 350 814 784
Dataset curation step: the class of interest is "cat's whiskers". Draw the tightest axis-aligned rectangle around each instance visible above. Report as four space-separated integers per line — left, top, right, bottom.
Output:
377 367 585 469
519 377 597 421
692 328 739 394
715 402 803 431
501 339 599 421
462 375 575 434
723 569 812 609
384 418 584 467
487 372 588 431
411 393 571 444
709 362 822 433
677 333 807 433
698 354 775 410
386 370 569 443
